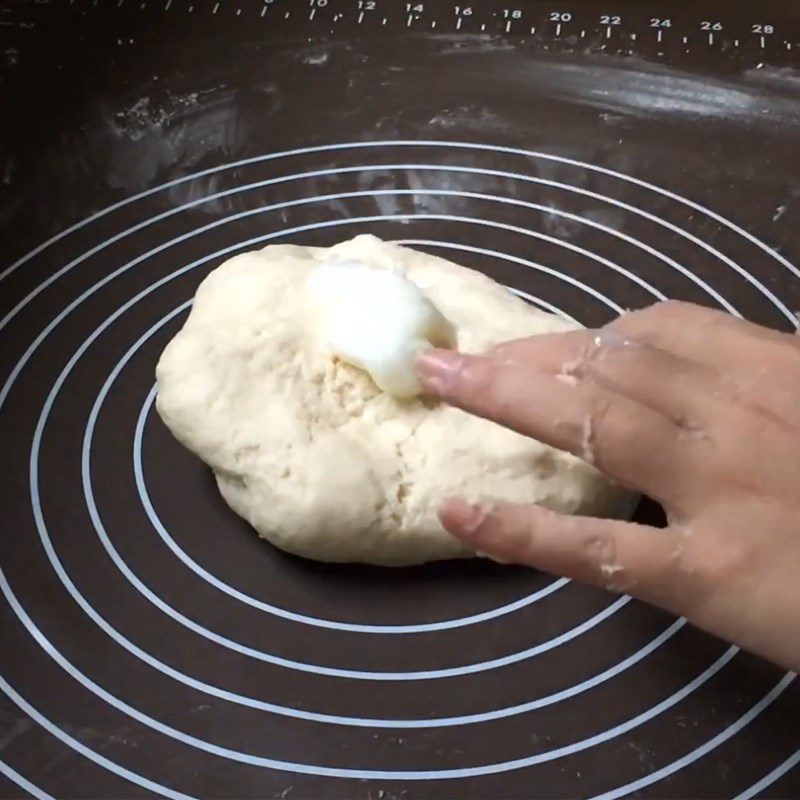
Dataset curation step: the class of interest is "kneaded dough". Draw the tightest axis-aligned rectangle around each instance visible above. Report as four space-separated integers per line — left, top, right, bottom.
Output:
155 235 635 566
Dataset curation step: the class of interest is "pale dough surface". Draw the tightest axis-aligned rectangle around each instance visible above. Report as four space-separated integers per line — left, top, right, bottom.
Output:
156 235 635 566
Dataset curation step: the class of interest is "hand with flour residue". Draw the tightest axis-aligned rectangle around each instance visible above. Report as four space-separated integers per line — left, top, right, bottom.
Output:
416 300 800 672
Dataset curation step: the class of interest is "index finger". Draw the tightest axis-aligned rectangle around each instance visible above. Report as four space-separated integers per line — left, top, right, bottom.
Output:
415 348 698 503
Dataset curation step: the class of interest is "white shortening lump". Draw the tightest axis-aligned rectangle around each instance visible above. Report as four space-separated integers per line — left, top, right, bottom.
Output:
155 235 634 566
306 260 455 398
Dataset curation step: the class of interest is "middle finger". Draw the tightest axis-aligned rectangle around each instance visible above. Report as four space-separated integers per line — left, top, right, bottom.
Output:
491 330 718 434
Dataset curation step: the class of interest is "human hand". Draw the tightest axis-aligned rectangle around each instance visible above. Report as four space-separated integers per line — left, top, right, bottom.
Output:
415 301 800 672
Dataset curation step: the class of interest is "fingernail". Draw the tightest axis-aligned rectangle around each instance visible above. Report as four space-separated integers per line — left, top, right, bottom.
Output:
415 348 464 395
438 498 488 538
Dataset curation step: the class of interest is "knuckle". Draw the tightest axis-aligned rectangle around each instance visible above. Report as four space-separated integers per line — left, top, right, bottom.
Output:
652 299 690 316
690 538 750 596
515 507 541 563
441 354 494 406
582 527 627 590
461 355 502 398
481 504 539 565
613 300 700 336
471 359 518 416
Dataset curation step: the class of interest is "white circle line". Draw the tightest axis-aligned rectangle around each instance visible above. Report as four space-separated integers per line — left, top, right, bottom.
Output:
4 140 796 291
0 757 53 800
10 158 799 338
4 176 684 344
72 237 789 777
591 672 797 800
0 567 740 779
506 286 577 321
26 219 756 768
3 275 774 777
735 739 800 800
0 670 192 799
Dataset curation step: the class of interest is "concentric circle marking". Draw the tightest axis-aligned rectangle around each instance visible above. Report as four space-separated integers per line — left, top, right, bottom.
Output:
2 141 797 794
70 340 697 723
10 192 667 641
506 287 577 320
55 226 634 678
590 672 796 800
0 757 52 800
735 739 800 800
3 141 796 315
0 574 739 778
134 389 570 636
0 671 192 800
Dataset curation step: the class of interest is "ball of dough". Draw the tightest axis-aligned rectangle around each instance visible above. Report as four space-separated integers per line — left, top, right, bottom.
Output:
155 235 635 566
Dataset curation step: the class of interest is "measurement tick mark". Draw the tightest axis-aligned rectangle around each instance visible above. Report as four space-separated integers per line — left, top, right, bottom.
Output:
357 10 363 23
456 16 462 30
309 7 315 19
505 19 511 33
555 22 561 36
